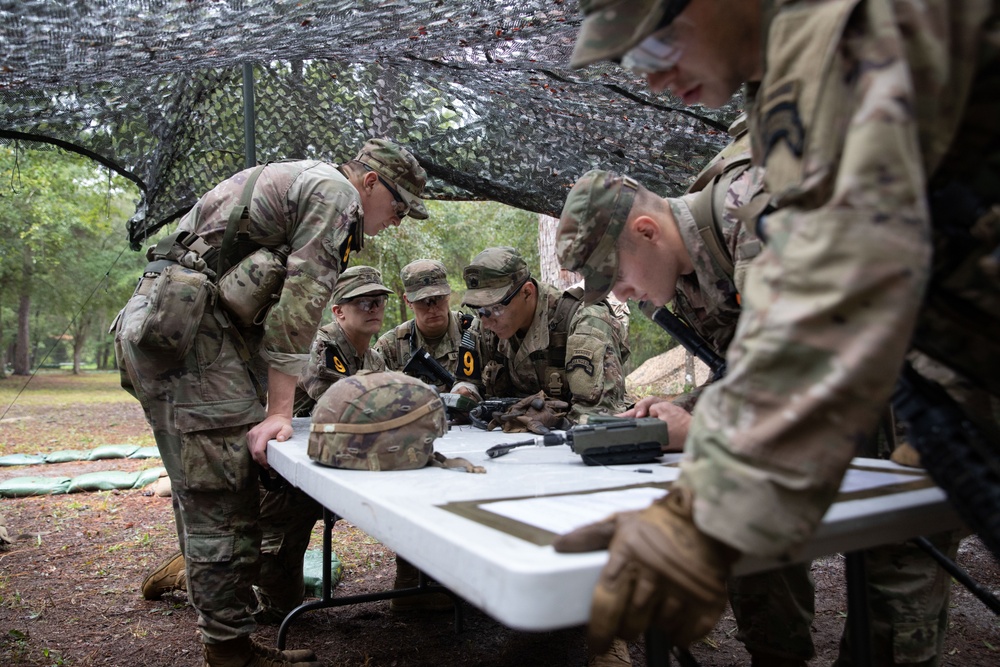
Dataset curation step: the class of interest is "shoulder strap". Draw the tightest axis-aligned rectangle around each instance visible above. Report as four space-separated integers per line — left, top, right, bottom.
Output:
218 163 268 278
687 153 755 278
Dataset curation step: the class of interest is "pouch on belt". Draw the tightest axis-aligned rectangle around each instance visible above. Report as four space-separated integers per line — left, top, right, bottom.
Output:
121 263 214 360
218 245 289 328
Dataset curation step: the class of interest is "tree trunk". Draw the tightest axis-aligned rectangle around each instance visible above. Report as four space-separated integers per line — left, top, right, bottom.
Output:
14 245 32 375
684 350 695 389
72 335 85 375
0 294 6 379
537 214 581 290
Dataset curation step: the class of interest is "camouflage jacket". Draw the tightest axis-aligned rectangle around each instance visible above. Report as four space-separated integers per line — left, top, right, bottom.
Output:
679 0 1000 558
666 129 765 413
373 311 486 396
177 160 362 376
294 318 386 416
480 282 629 422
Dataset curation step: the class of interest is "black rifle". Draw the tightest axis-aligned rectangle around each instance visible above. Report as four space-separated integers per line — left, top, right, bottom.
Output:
640 301 727 380
486 417 667 466
402 348 479 420
468 397 523 430
891 361 1000 560
403 347 456 389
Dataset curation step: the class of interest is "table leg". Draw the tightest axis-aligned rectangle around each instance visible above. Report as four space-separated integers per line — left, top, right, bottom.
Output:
645 628 671 667
845 550 872 667
277 508 464 649
278 509 340 649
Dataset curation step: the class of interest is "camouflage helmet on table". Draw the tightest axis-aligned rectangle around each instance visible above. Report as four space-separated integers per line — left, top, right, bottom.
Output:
308 371 447 471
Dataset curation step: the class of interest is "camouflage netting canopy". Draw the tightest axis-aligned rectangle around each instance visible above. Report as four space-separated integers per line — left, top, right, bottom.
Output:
1 1 740 249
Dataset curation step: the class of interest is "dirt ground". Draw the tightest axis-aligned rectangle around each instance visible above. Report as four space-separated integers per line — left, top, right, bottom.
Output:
1 373 998 666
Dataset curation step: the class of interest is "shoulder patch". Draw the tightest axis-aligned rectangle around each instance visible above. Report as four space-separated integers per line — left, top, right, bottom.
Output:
566 355 596 377
325 348 349 375
761 81 804 158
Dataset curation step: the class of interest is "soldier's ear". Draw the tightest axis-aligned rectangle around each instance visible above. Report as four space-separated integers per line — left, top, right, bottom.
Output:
632 215 659 243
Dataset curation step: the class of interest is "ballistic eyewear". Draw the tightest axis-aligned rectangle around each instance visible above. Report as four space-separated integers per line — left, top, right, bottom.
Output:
348 295 387 313
474 277 529 320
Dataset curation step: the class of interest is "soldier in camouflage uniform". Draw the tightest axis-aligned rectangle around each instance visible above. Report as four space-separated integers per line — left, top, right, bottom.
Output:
553 0 1000 661
144 266 394 620
374 259 485 400
115 138 426 667
462 246 630 423
294 265 390 416
298 263 456 612
558 122 961 667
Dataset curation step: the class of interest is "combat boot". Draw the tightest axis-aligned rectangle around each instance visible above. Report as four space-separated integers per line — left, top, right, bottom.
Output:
141 551 186 600
388 556 455 612
203 636 321 667
588 638 632 667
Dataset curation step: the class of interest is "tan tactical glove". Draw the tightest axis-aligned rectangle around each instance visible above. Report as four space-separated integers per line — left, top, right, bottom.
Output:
495 391 571 434
552 487 738 653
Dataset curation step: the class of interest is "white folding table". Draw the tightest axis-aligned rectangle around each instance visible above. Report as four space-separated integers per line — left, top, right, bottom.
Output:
268 419 962 663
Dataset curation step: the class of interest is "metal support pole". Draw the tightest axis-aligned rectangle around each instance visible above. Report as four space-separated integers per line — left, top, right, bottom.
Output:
242 62 256 168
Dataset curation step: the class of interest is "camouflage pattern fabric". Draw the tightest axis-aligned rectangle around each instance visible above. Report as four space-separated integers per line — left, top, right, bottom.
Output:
557 170 638 305
176 160 360 375
461 246 531 307
676 0 1000 562
559 123 962 662
329 264 392 304
833 530 963 667
374 311 485 397
353 138 428 220
399 258 451 302
308 371 447 471
672 130 963 667
295 318 387 417
570 0 684 69
255 483 323 622
114 159 362 643
478 282 629 422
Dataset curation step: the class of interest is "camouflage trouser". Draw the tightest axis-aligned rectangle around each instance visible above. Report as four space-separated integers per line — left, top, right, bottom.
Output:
729 564 817 663
834 530 961 667
256 485 322 618
729 531 960 666
116 296 268 643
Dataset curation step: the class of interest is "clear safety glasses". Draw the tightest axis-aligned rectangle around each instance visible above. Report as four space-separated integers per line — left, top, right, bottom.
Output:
349 295 387 313
620 25 683 75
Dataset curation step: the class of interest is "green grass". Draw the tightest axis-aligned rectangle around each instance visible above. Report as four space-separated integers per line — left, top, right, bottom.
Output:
0 370 132 408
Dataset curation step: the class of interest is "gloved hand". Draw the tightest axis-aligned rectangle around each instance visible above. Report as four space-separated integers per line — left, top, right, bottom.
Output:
552 487 738 653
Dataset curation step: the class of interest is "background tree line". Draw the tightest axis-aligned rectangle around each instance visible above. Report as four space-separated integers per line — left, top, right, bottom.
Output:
0 146 674 379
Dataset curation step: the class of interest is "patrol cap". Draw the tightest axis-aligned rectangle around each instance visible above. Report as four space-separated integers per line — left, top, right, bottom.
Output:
462 247 531 307
331 265 392 304
571 0 689 69
401 259 452 302
307 371 447 471
557 169 639 304
354 138 429 220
